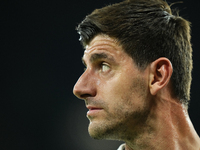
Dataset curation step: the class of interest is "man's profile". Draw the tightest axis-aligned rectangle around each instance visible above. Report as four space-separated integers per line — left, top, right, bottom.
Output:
73 0 200 149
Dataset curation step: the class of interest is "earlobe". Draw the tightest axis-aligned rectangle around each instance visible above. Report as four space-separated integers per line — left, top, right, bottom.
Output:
149 58 173 95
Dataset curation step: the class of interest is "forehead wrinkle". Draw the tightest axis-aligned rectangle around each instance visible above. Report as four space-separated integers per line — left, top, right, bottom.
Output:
82 51 115 67
83 35 123 65
85 43 118 54
85 37 121 55
87 34 118 49
89 52 115 64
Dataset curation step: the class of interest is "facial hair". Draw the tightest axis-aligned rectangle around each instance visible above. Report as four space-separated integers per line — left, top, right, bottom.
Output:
86 77 150 141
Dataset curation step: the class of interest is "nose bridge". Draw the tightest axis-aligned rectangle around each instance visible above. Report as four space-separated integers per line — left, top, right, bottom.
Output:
73 70 96 99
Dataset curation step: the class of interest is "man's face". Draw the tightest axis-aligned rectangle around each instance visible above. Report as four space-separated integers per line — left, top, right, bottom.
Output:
73 35 150 140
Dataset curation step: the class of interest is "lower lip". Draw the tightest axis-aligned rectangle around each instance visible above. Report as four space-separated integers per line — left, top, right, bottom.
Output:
87 109 103 116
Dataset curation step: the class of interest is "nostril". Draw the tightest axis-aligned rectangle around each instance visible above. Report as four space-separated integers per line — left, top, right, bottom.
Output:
73 89 82 99
73 86 97 100
80 94 93 99
73 85 95 99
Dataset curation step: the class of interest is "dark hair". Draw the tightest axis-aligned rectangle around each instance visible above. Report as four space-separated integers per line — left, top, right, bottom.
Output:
76 0 193 107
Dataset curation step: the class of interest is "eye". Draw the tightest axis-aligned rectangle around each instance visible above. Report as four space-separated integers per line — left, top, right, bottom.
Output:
101 63 110 73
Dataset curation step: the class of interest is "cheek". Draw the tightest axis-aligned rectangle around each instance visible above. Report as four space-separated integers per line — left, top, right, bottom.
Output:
102 75 135 100
102 74 129 94
99 80 133 114
104 75 148 110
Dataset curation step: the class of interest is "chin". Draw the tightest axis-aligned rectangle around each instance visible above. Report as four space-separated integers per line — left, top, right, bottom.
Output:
88 122 106 139
88 120 123 140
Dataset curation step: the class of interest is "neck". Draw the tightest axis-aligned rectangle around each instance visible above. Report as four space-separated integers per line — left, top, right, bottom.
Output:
124 95 200 150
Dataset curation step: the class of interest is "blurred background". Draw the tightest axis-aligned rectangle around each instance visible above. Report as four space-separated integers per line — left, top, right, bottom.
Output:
1 0 200 150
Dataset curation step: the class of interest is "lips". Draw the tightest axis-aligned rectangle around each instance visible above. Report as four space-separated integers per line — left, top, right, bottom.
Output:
86 106 103 116
87 106 102 110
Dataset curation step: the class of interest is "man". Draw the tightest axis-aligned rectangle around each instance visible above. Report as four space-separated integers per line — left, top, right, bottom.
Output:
73 0 200 149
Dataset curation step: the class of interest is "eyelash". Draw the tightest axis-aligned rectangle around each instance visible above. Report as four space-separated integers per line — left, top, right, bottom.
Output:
99 62 110 72
83 62 110 72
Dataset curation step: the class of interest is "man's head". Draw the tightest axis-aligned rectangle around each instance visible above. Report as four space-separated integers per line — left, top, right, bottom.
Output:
73 34 152 141
76 0 193 107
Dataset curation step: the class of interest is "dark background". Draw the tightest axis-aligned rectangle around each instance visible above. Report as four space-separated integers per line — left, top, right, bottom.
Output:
1 0 199 150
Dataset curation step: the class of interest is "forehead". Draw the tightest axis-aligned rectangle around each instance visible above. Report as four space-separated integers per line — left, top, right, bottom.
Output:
84 35 123 58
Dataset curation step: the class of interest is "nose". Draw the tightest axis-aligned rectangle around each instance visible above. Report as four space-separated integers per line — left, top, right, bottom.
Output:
73 71 97 100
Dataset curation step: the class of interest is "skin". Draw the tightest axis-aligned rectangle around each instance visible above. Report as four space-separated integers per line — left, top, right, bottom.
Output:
73 34 200 150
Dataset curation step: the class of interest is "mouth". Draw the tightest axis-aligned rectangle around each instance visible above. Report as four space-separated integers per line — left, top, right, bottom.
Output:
86 106 103 117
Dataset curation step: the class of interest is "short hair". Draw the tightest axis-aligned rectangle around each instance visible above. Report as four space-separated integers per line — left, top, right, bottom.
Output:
76 0 193 107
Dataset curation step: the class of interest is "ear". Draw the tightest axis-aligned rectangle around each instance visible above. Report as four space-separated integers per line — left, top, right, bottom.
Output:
149 57 173 95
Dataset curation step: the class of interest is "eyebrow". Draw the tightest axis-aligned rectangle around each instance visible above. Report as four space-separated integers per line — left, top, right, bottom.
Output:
82 52 115 66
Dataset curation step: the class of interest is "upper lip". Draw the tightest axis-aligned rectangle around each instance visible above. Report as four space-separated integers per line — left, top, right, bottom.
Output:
86 105 103 110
